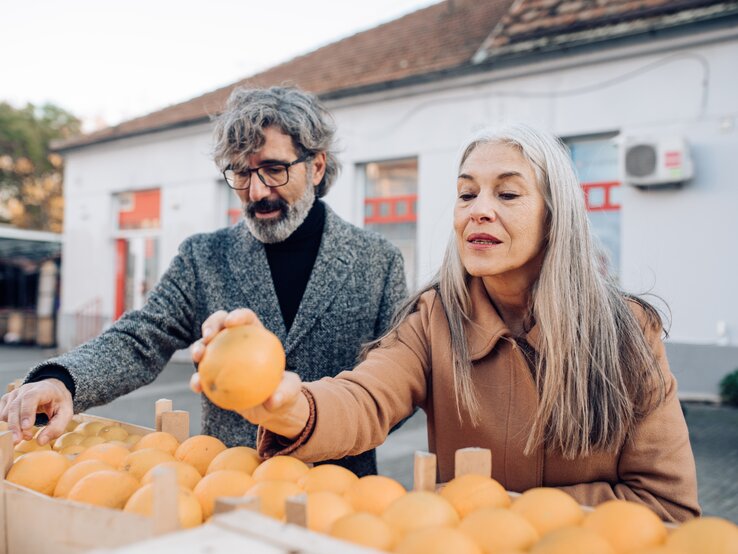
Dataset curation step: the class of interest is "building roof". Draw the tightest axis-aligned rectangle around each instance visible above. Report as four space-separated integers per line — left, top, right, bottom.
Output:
56 0 737 151
474 0 738 61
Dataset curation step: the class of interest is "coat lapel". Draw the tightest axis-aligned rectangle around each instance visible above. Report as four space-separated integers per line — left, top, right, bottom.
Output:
463 276 542 359
283 207 354 356
227 223 288 343
465 277 510 360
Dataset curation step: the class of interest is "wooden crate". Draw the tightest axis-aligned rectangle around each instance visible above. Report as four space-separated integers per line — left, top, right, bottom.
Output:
92 508 384 554
0 399 190 554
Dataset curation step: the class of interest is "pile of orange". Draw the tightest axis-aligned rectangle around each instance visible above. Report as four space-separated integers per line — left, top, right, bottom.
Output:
6 422 738 553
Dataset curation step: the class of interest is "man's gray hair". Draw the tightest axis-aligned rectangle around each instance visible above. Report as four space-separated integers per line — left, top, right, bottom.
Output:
212 86 341 197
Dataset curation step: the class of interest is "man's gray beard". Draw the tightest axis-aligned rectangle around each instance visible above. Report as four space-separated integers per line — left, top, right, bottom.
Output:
243 183 316 244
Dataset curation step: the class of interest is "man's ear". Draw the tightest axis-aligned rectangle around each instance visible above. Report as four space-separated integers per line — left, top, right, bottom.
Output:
311 152 327 186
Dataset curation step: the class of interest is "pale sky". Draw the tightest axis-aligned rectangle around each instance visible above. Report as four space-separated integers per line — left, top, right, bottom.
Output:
2 0 439 131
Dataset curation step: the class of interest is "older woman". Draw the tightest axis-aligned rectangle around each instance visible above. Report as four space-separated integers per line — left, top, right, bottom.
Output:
193 123 700 522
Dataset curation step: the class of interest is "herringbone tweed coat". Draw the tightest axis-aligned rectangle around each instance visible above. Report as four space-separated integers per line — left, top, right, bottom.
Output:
27 205 407 476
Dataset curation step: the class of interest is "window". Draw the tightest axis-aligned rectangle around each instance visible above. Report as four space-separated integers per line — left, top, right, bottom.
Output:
360 158 418 289
113 189 161 318
566 136 621 277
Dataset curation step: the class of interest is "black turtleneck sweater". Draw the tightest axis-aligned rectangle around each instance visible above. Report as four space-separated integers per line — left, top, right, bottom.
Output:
265 199 325 331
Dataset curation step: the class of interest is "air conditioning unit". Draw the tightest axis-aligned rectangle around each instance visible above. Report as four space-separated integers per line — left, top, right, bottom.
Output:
621 135 693 188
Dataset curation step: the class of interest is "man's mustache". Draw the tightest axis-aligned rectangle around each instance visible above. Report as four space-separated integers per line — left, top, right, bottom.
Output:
246 198 288 218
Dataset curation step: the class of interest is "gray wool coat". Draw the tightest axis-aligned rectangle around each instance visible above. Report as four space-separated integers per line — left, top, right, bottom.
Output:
27 205 407 476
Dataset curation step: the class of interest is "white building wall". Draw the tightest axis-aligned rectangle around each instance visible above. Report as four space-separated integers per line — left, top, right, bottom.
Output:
60 29 738 354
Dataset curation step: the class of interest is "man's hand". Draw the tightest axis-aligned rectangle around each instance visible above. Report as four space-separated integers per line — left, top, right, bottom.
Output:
190 308 265 368
0 379 73 445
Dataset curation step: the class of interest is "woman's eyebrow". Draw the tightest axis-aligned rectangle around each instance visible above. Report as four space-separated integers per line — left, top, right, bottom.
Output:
497 171 524 180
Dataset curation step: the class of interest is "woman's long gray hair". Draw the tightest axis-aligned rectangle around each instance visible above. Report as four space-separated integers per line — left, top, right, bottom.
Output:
212 86 340 197
369 123 665 459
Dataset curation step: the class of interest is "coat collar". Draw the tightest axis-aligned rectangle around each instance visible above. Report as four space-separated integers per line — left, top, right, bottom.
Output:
464 276 541 360
228 205 355 357
283 206 355 355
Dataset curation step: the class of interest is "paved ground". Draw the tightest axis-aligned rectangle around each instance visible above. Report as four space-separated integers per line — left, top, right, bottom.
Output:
1 345 736 523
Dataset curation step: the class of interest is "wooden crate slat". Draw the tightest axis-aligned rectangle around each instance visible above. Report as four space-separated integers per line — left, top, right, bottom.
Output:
90 522 289 554
4 487 153 554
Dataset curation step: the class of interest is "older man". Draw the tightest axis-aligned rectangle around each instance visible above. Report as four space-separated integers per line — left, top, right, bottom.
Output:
0 86 407 476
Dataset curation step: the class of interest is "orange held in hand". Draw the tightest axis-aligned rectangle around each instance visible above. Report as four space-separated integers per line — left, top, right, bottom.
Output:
198 326 286 412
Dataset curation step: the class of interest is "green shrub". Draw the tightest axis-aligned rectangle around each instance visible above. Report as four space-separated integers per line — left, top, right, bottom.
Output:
719 368 738 407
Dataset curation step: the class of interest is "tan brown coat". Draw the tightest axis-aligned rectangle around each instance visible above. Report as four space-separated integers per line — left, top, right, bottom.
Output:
259 277 700 522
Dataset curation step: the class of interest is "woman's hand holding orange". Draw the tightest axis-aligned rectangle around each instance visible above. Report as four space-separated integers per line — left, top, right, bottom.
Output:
189 308 309 440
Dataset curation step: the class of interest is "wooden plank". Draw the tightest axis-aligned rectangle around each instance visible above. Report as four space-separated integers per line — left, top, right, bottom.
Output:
91 522 288 553
160 411 189 444
3 487 154 554
155 399 173 432
454 447 492 478
213 496 260 516
0 432 11 554
413 450 437 491
284 494 307 527
151 466 179 535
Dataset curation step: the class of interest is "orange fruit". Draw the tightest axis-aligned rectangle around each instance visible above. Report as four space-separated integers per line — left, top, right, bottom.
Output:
142 461 202 490
198 325 286 411
330 512 396 550
530 526 616 554
382 491 459 538
52 431 84 451
119 448 176 480
80 436 105 448
582 500 667 552
246 480 302 521
439 473 511 517
630 547 682 554
395 527 482 554
60 444 86 457
67 470 139 509
133 431 180 455
665 516 738 554
6 450 71 495
75 443 130 468
206 446 261 475
344 475 406 515
98 425 129 442
510 487 584 535
192 470 256 520
174 435 227 476
459 507 539 553
14 438 51 453
65 419 80 432
125 434 143 447
251 455 309 483
297 464 358 494
75 421 107 436
305 491 354 534
124 483 203 528
54 459 114 498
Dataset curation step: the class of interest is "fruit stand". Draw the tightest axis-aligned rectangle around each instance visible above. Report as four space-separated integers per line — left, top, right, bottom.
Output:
2 388 736 553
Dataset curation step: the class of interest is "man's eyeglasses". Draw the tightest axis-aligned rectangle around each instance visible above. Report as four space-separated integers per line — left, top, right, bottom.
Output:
223 152 313 190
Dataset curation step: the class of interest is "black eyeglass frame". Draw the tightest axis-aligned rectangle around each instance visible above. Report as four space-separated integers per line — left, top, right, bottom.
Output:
222 152 313 190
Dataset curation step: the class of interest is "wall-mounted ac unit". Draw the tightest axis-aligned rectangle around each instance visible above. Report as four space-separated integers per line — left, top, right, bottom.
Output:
621 135 693 188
